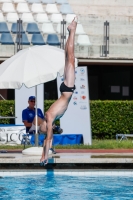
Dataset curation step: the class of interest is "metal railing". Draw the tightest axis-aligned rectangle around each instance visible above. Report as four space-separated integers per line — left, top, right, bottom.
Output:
60 19 67 50
101 21 109 57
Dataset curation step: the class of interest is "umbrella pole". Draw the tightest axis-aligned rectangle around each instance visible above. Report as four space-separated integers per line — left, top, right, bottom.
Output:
35 85 38 147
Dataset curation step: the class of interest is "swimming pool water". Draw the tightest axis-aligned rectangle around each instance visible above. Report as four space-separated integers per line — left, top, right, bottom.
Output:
0 174 133 200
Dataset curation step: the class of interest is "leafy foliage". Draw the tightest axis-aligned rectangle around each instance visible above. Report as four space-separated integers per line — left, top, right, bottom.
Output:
1 100 133 138
0 100 15 124
90 100 133 139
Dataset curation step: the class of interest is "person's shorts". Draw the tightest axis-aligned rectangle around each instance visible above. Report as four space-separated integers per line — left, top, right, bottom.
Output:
60 82 75 93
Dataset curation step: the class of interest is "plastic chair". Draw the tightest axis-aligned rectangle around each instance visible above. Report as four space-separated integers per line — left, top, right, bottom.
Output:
0 0 12 2
60 4 73 14
22 131 47 148
6 13 19 23
46 34 60 46
13 0 26 2
56 0 68 4
77 35 91 46
2 3 16 12
56 23 67 34
0 13 5 22
75 24 85 34
16 3 30 13
27 0 41 3
21 13 35 23
26 23 40 34
51 13 63 23
46 4 59 13
77 35 91 56
0 22 10 33
42 22 55 34
36 13 50 23
31 33 46 45
11 23 25 34
31 3 44 13
1 33 14 44
16 33 30 45
41 0 55 3
21 133 31 148
65 14 76 23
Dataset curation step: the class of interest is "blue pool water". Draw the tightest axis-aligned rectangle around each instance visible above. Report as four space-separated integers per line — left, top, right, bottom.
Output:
0 174 133 200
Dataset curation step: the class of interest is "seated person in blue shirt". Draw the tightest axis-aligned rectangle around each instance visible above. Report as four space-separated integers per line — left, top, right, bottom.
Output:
22 96 62 154
22 96 44 133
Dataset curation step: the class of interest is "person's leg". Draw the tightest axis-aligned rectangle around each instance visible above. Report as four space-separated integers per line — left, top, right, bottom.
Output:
40 113 53 163
40 134 47 162
49 138 56 154
32 116 44 126
64 18 76 77
39 120 48 162
29 117 45 132
50 138 53 148
40 120 47 132
64 17 77 87
40 131 54 162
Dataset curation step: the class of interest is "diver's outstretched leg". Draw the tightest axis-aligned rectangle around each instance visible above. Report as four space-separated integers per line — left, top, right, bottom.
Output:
64 17 78 87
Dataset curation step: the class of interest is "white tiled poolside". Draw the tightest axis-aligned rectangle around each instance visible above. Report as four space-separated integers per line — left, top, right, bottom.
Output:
1 169 133 177
0 152 133 163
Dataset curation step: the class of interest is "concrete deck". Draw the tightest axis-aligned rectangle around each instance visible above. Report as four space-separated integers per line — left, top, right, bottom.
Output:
0 150 133 164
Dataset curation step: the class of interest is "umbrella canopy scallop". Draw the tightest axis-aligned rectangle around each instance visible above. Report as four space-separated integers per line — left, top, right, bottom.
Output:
0 45 78 88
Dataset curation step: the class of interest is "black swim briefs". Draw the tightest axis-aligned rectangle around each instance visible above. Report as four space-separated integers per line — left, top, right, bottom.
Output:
60 82 76 93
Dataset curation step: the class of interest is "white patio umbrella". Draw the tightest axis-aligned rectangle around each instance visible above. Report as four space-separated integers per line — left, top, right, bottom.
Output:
0 45 77 151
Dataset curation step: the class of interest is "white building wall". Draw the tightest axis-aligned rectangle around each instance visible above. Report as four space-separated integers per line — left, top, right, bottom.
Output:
69 0 133 58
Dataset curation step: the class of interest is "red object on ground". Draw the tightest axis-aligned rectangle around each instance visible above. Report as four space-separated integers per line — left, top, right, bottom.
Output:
1 149 133 153
55 149 133 153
